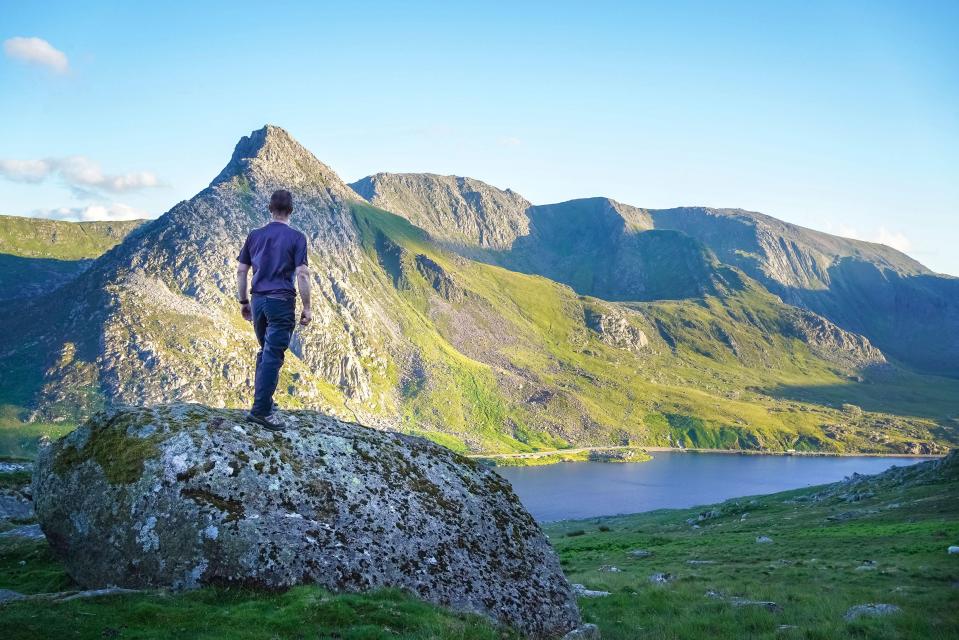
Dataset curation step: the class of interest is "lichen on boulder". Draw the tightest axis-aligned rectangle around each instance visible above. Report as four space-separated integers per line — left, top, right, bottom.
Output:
32 404 582 638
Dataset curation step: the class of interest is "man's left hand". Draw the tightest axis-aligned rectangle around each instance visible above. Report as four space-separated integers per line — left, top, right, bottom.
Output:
300 307 312 327
241 302 252 322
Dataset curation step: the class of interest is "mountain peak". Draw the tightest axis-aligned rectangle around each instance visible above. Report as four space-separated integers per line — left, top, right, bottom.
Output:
349 172 531 250
210 125 359 200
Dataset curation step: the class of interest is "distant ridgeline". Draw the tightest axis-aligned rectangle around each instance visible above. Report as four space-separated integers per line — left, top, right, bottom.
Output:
0 215 145 301
1 125 957 457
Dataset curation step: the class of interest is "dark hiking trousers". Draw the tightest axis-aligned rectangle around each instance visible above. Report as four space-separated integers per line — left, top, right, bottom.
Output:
251 295 296 417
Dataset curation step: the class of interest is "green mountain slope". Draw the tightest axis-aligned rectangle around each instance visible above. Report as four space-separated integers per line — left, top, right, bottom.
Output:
353 174 959 377
0 215 146 260
350 204 955 454
0 215 145 301
0 126 956 457
649 207 959 376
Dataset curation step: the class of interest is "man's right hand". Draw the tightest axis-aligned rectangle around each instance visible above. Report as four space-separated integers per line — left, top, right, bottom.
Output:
241 302 252 322
300 307 312 327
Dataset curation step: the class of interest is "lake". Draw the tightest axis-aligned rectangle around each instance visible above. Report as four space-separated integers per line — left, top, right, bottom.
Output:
495 451 932 522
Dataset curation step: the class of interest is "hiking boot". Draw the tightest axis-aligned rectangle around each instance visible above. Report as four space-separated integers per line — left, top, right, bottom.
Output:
246 412 285 432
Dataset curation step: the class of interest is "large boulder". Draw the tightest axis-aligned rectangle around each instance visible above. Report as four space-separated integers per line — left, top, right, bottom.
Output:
33 404 582 638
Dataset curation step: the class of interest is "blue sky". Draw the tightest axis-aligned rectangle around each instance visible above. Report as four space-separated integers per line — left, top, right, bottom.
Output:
1 1 957 274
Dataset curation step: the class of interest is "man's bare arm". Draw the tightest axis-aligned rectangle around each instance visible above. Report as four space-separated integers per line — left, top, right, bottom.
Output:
296 264 312 326
237 262 252 321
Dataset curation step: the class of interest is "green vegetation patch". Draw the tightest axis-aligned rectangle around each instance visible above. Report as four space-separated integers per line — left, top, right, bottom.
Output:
53 411 162 484
0 549 514 640
0 406 74 460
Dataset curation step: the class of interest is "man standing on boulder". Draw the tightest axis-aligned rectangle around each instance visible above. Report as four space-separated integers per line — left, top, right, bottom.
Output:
236 189 312 431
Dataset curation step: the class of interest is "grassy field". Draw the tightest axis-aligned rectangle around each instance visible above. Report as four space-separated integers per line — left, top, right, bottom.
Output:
0 215 144 261
0 406 73 460
546 454 959 639
1 451 955 638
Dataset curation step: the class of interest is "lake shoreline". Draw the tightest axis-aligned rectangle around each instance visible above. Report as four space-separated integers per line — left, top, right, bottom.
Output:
470 444 942 466
495 449 938 521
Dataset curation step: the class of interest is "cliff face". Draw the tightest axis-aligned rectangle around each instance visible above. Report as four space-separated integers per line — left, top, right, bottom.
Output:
350 172 532 251
648 207 959 375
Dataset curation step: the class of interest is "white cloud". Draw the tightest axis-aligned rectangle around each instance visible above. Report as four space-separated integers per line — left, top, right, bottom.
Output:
0 159 52 183
498 136 523 147
31 202 149 222
830 223 913 253
0 155 163 193
54 156 162 192
3 36 69 74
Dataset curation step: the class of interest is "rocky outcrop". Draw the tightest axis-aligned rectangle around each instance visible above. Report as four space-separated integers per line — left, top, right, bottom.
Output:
33 404 582 638
583 307 649 352
783 308 886 368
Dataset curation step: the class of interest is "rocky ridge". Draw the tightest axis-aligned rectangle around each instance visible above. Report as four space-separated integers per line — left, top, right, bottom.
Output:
351 172 532 251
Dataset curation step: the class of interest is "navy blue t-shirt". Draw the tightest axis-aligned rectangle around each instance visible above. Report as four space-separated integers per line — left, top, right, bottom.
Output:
237 221 308 298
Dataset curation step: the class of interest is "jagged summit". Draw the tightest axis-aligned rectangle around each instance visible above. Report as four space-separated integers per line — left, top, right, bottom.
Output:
211 125 362 202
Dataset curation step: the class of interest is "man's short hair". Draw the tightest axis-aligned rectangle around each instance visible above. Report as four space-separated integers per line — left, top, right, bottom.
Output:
269 189 293 215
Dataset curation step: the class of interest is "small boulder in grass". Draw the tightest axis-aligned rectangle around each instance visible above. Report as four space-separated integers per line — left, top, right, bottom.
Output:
948 545 959 554
844 603 901 621
756 535 773 543
628 549 652 558
571 584 610 598
562 623 600 640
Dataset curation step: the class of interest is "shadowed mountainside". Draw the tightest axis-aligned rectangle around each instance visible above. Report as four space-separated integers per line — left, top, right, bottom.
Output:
0 216 145 301
353 174 959 377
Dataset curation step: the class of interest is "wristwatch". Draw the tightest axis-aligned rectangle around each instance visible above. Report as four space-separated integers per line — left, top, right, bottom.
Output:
238 298 250 305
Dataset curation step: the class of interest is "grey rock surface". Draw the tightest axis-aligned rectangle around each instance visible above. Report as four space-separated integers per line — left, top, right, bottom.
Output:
0 495 33 522
561 623 601 640
0 524 44 540
570 583 610 598
350 173 532 251
583 307 648 352
0 588 25 604
33 404 581 638
0 462 33 473
843 603 901 621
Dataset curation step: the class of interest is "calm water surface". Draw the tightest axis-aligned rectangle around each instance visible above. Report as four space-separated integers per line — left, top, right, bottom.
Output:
495 452 932 522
